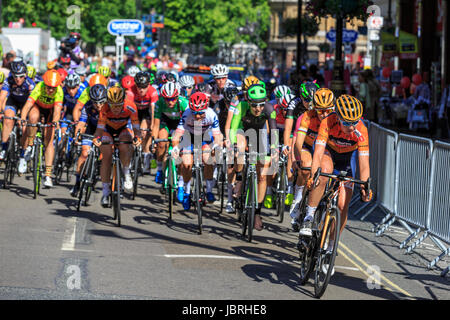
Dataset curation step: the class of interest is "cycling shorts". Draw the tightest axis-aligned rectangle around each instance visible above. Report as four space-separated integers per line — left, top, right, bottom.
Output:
4 96 26 114
138 108 151 122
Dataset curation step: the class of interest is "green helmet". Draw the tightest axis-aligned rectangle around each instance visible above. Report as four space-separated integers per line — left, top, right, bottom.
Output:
300 81 320 102
148 72 156 85
259 80 265 89
247 84 267 103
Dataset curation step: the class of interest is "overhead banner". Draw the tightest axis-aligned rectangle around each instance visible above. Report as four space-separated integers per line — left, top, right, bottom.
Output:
398 31 418 59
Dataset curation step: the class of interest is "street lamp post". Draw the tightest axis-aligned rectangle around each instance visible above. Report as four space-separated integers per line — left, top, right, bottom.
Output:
330 10 345 96
297 0 303 77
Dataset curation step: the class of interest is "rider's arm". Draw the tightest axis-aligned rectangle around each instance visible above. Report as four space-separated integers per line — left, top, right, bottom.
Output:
228 102 243 145
73 90 89 122
310 116 330 181
357 124 371 183
0 89 8 113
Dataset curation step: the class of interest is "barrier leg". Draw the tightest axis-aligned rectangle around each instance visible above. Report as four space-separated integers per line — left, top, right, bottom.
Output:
359 202 379 221
441 265 449 277
399 227 421 249
372 211 393 233
428 246 450 270
430 235 450 253
376 216 396 237
351 200 373 217
405 231 429 254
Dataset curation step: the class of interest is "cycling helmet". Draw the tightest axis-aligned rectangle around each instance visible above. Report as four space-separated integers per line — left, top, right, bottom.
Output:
189 92 209 112
98 66 111 78
75 66 87 76
134 71 150 88
246 84 266 103
89 84 107 103
121 75 135 89
0 71 5 84
43 69 62 87
59 56 71 65
313 88 335 109
88 73 108 87
179 75 195 88
259 80 266 89
127 66 140 77
335 95 363 122
47 60 57 70
57 68 68 82
166 73 176 83
211 64 229 78
274 85 292 99
10 61 27 76
194 82 212 95
27 66 36 79
158 71 168 84
65 73 81 88
160 82 179 98
279 94 297 110
300 81 320 102
107 86 125 104
70 32 81 40
242 75 260 91
224 86 239 102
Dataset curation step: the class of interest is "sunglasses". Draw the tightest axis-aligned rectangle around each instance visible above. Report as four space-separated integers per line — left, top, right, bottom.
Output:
93 99 106 105
249 102 265 108
13 74 26 79
192 111 205 116
110 102 124 108
185 86 194 90
316 108 334 115
164 97 177 102
45 85 57 91
340 119 359 127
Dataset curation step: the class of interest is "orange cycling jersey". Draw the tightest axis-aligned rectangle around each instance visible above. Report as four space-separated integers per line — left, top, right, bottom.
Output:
315 112 369 156
297 110 322 147
97 99 139 131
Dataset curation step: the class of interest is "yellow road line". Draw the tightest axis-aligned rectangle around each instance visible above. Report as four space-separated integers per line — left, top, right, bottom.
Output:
339 242 413 298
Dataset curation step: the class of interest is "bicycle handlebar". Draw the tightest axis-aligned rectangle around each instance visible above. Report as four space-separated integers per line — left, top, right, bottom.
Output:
313 167 371 190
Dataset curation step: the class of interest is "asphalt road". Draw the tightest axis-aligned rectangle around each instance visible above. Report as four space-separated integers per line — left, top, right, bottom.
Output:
0 168 449 301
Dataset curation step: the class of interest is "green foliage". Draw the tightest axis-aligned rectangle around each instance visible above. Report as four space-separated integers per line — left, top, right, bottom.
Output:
284 15 320 38
1 0 270 53
306 0 374 21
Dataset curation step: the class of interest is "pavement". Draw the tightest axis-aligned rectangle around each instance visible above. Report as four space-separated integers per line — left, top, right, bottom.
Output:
0 168 449 300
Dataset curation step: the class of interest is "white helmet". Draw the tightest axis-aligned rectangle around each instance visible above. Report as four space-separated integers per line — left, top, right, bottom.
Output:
274 85 292 99
160 82 179 98
65 73 81 88
211 64 229 78
179 75 195 88
127 66 141 77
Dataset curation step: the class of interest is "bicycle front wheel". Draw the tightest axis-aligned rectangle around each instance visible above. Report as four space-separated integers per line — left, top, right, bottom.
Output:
276 166 287 223
112 162 121 226
247 172 257 243
33 143 42 199
195 168 203 234
314 207 341 298
131 151 140 200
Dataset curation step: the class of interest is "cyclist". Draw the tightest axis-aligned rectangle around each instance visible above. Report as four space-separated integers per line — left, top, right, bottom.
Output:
263 93 298 210
98 65 118 88
127 66 141 78
118 50 137 78
290 88 335 230
70 84 106 197
0 62 36 161
72 74 108 121
172 92 222 210
208 64 236 105
75 66 89 89
126 71 159 173
20 69 64 187
151 82 189 185
92 86 141 207
212 86 240 213
226 84 279 231
271 84 292 106
61 73 84 135
27 65 41 83
298 95 372 264
179 75 195 98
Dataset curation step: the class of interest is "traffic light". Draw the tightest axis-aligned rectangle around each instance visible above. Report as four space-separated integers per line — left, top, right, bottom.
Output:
152 28 159 42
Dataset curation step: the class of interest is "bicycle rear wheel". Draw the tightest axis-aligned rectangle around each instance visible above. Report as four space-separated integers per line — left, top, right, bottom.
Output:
276 164 287 223
195 168 203 234
314 207 341 298
112 162 122 226
131 150 140 200
33 143 42 199
247 172 256 243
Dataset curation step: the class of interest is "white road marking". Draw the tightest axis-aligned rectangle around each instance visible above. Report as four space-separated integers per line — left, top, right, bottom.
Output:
61 217 77 251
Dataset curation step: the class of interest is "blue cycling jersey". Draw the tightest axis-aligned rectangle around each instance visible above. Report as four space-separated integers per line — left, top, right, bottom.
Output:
79 101 100 128
2 75 35 103
63 86 85 115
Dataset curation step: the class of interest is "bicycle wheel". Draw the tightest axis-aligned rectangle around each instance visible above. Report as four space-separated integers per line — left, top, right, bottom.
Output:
276 162 287 223
195 168 203 234
33 142 42 199
167 157 175 221
247 171 256 243
53 140 64 185
314 207 341 298
112 161 121 226
131 150 140 200
84 153 96 205
241 173 251 238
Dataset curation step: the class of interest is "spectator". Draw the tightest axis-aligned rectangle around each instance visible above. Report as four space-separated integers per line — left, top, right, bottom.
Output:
309 64 324 86
3 52 15 70
413 73 431 101
357 70 372 121
365 69 381 122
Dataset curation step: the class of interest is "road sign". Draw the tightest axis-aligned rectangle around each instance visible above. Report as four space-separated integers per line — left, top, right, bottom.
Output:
368 16 384 30
104 46 116 53
326 29 359 43
108 19 144 36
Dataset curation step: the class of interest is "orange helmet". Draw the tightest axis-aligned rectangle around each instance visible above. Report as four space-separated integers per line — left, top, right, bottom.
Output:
47 60 57 70
335 95 363 122
313 88 335 109
43 69 62 87
89 73 108 87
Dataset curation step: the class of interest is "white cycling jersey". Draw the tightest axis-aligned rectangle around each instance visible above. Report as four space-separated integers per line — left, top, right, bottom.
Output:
176 107 221 136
